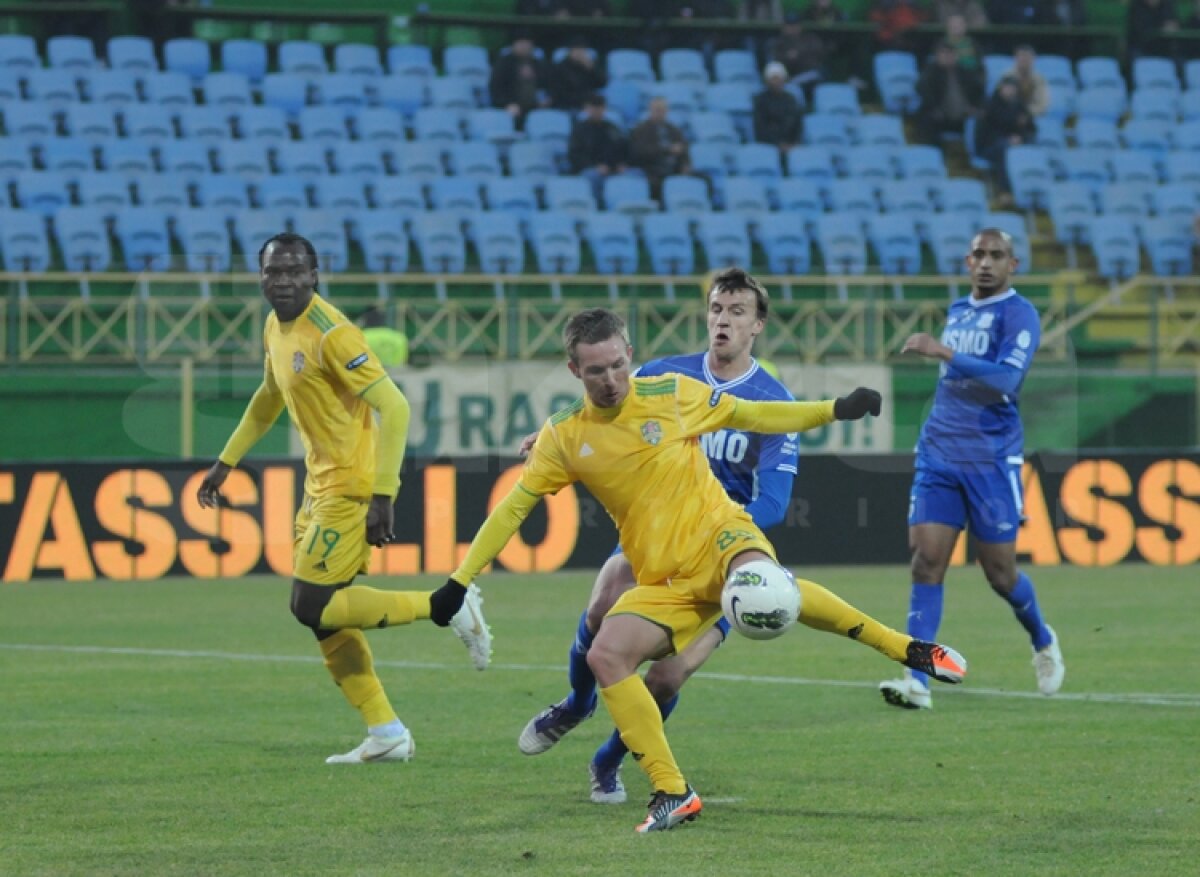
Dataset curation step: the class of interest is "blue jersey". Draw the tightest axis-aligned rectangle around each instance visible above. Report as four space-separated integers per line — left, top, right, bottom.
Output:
917 288 1040 464
635 353 799 523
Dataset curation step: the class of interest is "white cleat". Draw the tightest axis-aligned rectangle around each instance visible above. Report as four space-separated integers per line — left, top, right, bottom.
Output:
1033 625 1065 695
450 582 492 671
879 675 933 710
325 730 415 764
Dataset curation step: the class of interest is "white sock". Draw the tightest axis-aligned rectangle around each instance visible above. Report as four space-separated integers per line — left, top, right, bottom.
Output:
369 719 407 739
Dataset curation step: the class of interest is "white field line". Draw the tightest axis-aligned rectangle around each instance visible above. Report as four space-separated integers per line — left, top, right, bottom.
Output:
2 642 1198 709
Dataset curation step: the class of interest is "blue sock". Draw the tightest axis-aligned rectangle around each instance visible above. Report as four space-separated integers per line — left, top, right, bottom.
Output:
564 610 597 716
592 693 681 770
906 582 944 688
1005 572 1051 651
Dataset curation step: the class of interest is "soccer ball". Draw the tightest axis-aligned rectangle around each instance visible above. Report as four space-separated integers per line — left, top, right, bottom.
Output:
720 560 802 641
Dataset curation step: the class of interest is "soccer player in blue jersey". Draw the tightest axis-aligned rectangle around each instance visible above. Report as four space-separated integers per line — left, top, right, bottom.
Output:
879 228 1065 710
516 268 800 802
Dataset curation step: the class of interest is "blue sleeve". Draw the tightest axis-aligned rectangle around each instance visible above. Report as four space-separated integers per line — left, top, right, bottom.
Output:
949 303 1040 395
947 354 1023 394
744 468 795 530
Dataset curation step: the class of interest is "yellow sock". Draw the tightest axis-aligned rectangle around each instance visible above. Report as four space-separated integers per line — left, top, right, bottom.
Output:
319 586 431 630
795 577 911 662
318 629 397 727
599 675 687 795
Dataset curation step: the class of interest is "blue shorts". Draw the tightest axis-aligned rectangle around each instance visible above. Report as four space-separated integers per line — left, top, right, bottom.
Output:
610 543 732 640
908 456 1025 544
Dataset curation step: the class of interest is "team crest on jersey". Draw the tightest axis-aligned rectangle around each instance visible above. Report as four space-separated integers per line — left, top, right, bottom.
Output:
292 351 305 373
641 420 662 445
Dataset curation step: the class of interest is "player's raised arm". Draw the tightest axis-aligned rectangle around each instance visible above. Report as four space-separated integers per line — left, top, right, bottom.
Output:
197 366 285 509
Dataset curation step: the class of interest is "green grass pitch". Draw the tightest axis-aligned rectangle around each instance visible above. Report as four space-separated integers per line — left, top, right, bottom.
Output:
2 565 1197 876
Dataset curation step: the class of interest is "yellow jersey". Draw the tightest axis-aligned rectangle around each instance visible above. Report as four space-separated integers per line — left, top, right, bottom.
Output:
519 374 753 586
261 294 390 499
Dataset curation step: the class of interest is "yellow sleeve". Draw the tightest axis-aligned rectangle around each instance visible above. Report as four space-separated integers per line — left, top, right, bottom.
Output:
321 323 389 398
673 373 836 436
671 373 742 437
360 379 411 498
517 422 575 496
450 484 542 585
218 359 285 466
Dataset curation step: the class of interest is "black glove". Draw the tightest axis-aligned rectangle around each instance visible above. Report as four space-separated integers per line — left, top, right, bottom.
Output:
833 387 882 421
429 578 468 627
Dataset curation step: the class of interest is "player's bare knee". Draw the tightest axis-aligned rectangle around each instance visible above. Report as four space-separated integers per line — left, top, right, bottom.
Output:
983 563 1017 596
644 663 685 704
910 548 948 584
290 579 334 629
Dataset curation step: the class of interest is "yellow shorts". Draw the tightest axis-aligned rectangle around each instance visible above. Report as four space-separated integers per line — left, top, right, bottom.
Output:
608 514 776 655
292 494 371 586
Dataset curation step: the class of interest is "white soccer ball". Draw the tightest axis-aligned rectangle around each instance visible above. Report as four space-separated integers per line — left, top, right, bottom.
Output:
720 560 802 641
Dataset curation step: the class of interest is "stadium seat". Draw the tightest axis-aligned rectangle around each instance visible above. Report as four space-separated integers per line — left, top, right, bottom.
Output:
293 209 350 272
868 214 922 274
1075 87 1126 122
119 105 176 144
485 177 538 218
448 142 502 179
413 106 463 144
1179 96 1200 127
354 107 405 144
662 175 712 216
160 141 213 177
180 106 233 142
0 35 38 74
107 36 157 77
77 172 131 218
413 211 467 273
86 70 138 107
1165 150 1200 185
714 50 758 85
897 145 947 182
1005 145 1053 210
585 213 639 273
845 146 897 188
116 207 172 271
649 82 700 126
371 177 427 212
775 177 824 233
723 177 771 216
17 172 71 216
164 38 210 82
785 146 836 194
64 104 118 142
1101 183 1151 221
803 113 851 150
817 213 868 274
392 141 440 182
828 179 878 225
1110 150 1159 186
258 177 310 210
813 83 861 117
357 210 410 272
26 70 80 109
1078 56 1124 90
235 106 289 141
139 174 193 214
56 207 113 272
441 45 487 94
430 77 477 110
545 177 596 214
703 84 753 140
734 143 784 181
42 139 95 181
196 176 251 220
1 209 51 271
176 208 232 273
604 80 645 128
314 74 367 111
1133 57 1179 93
1036 55 1076 93
279 41 327 76
1048 181 1096 244
1140 216 1193 275
215 140 271 177
377 74 427 122
48 36 98 71
389 44 436 79
0 70 16 101
236 210 293 269
0 140 32 185
262 73 310 118
607 49 655 84
982 211 1031 270
641 212 695 275
332 142 388 177
204 72 254 109
145 71 195 110
467 108 519 146
1130 89 1178 123
507 142 557 190
276 142 330 177
604 175 657 214
928 214 972 274
758 212 811 274
529 211 581 274
473 212 526 274
982 54 1011 95
221 39 268 83
660 48 708 85
1062 148 1113 197
1089 216 1140 279
1074 117 1119 153
873 51 919 114
696 213 751 270
429 177 483 215
881 179 934 240
1035 116 1068 155
689 143 733 183
1152 184 1200 221
855 114 906 148
335 43 383 79
101 141 155 176
688 110 740 146
299 106 350 142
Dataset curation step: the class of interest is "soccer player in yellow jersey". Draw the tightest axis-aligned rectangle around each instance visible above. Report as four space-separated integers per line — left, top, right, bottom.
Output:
196 233 492 765
427 308 969 833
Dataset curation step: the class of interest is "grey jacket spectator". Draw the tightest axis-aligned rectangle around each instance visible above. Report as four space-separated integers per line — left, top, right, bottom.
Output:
753 62 804 149
916 41 985 143
629 97 690 196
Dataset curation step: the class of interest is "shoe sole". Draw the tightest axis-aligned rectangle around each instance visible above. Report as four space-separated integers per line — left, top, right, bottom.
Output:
636 800 702 833
880 685 930 710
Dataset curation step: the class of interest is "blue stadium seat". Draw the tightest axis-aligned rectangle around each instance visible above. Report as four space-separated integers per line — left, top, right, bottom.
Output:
785 146 836 194
1048 181 1095 244
1122 119 1171 174
662 174 711 216
389 44 436 79
734 143 783 180
257 177 310 210
1062 148 1112 196
0 70 23 101
430 77 477 110
649 81 700 126
1186 59 1200 91
1077 56 1124 90
1035 115 1067 155
0 35 38 74
722 176 771 215
813 83 861 117
448 142 501 178
868 214 922 274
414 211 467 273
1042 85 1076 120
604 80 645 128
660 48 708 85
48 36 98 71
357 210 410 272
982 211 1032 270
545 176 596 214
215 140 271 177
1110 150 1158 186
429 177 483 214
688 110 740 146
714 50 758 85
442 45 487 94
279 41 327 76
982 54 1010 95
145 71 195 110
585 212 639 273
507 141 557 190
86 70 137 107
775 177 824 232
473 212 526 274
873 51 919 114
164 38 210 82
525 108 571 163
881 179 934 240
1089 216 1140 279
299 106 350 142
817 213 868 274
335 43 383 78
160 141 212 177
758 212 811 274
17 171 71 216
331 142 388 177
236 210 293 269
293 209 350 272
1133 56 1179 93
689 143 732 182
529 211 581 274
1179 92 1200 124
603 174 657 213
1152 184 1200 221
314 73 366 111
1165 150 1200 185
607 49 654 84
116 207 172 270
704 84 753 140
180 106 233 142
377 74 427 121
1036 55 1075 92
138 174 192 215
353 107 405 144
262 73 310 118
485 177 538 217
467 107 519 146
1140 216 1193 275
696 213 751 270
398 141 445 181
928 214 972 274
26 70 80 108
803 113 851 150
643 212 696 275
221 39 268 83
413 106 463 143
276 141 330 177
1075 87 1126 122
64 104 118 142
0 139 32 185
1074 117 1119 153
100 140 155 176
56 206 113 271
897 144 947 181
204 72 253 109
42 139 95 181
1 209 51 271
1101 182 1151 221
855 113 906 148
1005 145 1053 210
845 146 897 188
176 208 232 273
107 36 157 77
371 177 427 212
828 179 877 225
1130 89 1177 123
77 172 132 218
235 106 289 141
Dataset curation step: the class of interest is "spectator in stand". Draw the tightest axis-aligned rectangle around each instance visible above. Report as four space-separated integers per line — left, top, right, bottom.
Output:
916 40 985 144
977 75 1037 206
630 96 691 199
770 11 829 101
943 12 981 72
1005 44 1048 116
1127 0 1179 57
754 61 804 154
489 35 553 126
869 0 927 52
568 93 630 202
551 40 605 110
935 0 988 27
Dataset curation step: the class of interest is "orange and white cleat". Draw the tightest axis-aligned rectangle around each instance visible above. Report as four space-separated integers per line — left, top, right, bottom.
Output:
903 640 967 684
